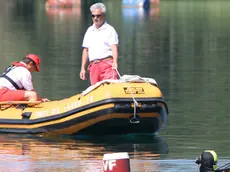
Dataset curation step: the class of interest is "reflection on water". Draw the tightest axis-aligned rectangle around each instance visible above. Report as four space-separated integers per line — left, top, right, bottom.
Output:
45 6 82 22
0 134 167 172
74 134 168 159
0 134 215 171
122 1 160 22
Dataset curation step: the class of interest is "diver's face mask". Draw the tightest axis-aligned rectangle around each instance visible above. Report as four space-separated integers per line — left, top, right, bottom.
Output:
195 156 202 164
195 156 204 171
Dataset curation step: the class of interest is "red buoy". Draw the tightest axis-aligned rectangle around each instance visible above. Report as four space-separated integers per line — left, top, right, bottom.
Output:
103 152 130 172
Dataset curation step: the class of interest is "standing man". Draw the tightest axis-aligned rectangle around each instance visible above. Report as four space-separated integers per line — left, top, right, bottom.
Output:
79 3 119 85
0 54 49 102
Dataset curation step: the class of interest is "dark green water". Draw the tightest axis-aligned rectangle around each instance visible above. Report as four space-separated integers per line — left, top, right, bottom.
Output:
1 0 230 171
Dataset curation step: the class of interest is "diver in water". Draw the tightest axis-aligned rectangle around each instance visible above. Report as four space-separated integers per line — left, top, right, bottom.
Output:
195 150 230 172
195 150 218 172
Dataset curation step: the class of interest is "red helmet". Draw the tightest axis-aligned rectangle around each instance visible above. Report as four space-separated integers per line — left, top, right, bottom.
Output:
26 54 40 72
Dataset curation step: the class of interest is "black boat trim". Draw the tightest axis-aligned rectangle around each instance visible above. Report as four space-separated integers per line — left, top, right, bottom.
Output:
0 107 165 134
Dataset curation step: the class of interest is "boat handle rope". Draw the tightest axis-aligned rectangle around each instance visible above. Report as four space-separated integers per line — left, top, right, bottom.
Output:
130 99 139 124
114 68 122 78
115 68 140 124
0 104 13 111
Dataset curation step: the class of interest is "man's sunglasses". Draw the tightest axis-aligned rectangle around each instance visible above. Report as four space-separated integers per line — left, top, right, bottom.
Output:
92 14 101 18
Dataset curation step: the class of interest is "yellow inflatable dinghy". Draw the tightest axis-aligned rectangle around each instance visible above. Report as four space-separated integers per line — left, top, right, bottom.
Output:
0 75 168 136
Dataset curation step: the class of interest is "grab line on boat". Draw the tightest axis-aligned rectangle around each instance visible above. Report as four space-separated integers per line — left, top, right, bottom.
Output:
115 68 140 124
130 100 139 124
126 81 139 124
114 68 122 78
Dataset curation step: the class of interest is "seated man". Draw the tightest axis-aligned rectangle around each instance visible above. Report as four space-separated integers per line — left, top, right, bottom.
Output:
0 54 49 102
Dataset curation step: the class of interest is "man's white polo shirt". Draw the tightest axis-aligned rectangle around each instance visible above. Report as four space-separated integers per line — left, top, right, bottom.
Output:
82 22 118 61
0 62 34 90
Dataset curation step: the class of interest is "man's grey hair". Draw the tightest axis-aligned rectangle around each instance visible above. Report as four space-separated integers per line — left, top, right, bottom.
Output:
90 3 106 14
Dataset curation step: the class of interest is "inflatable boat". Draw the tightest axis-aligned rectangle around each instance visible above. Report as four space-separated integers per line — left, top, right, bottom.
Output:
0 75 168 136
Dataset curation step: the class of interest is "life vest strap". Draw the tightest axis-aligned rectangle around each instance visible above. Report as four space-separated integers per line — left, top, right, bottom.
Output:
2 75 20 90
0 66 21 90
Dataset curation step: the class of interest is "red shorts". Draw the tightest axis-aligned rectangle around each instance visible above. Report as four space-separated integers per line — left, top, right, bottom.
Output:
0 88 25 101
88 59 118 85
